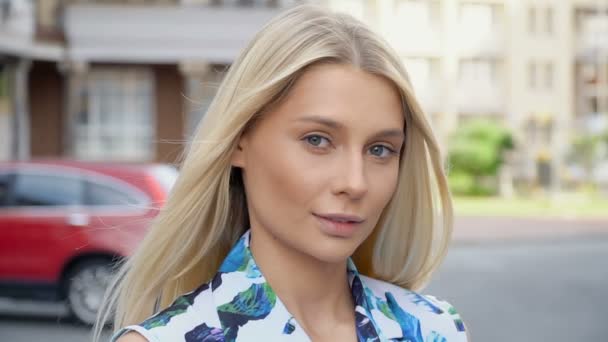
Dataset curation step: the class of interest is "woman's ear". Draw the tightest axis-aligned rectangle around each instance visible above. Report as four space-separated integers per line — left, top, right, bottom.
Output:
230 134 247 168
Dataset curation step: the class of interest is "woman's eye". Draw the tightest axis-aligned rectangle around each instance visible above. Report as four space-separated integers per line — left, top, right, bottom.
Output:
304 134 330 148
369 145 395 158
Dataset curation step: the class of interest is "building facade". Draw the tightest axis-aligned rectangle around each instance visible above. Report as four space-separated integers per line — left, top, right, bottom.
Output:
0 0 299 163
327 0 608 190
0 0 606 190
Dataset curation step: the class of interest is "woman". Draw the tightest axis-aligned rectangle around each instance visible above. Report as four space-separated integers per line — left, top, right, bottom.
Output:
97 4 469 342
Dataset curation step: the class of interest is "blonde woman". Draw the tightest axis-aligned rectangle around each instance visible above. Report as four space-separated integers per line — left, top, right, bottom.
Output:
98 4 469 342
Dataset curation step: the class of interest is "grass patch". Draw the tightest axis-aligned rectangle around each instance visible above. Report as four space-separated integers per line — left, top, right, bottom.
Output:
453 194 608 218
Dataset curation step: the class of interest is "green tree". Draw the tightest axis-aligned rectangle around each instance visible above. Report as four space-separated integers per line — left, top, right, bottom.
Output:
569 130 608 183
448 120 514 196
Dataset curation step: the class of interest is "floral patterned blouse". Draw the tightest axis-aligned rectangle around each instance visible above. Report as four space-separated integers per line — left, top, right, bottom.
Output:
111 230 468 342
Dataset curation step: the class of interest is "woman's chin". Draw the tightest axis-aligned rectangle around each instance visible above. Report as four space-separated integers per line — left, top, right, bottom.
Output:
304 237 360 265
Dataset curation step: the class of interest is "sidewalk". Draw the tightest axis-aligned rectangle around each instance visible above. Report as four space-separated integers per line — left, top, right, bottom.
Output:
452 215 608 243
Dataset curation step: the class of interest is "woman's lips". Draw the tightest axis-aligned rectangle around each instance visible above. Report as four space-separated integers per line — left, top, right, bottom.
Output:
313 213 364 237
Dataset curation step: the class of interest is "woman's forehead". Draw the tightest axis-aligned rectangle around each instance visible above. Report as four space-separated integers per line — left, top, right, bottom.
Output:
273 63 405 128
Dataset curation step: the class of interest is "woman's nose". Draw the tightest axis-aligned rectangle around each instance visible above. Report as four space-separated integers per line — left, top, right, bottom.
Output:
332 151 368 200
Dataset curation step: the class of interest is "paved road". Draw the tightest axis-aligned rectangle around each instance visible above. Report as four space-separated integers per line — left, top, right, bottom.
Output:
426 236 608 341
1 218 607 342
0 314 110 341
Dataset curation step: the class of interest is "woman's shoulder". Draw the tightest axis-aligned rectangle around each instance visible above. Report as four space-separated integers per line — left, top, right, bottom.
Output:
359 274 469 341
111 281 222 342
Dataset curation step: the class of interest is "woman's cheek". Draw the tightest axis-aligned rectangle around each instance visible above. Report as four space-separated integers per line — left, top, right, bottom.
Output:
273 143 326 194
374 162 401 204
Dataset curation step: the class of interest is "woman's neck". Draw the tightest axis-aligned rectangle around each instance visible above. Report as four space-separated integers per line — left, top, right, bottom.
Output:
249 226 356 337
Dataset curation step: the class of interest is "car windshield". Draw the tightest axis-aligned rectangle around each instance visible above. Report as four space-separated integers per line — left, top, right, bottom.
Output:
150 165 179 195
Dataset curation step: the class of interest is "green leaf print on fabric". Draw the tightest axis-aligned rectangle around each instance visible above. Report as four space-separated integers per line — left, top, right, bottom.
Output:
443 300 466 332
142 300 188 329
141 283 210 329
218 239 250 274
408 293 444 315
217 282 277 341
218 235 262 279
386 292 424 342
426 331 448 342
363 287 396 321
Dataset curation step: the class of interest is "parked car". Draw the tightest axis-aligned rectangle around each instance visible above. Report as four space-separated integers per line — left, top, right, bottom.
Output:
0 159 178 325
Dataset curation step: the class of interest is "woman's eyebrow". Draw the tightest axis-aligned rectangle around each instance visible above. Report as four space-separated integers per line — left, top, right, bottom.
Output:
295 115 343 129
371 129 405 141
296 114 405 140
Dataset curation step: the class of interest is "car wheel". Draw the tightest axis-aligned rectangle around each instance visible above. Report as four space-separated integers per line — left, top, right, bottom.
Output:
66 259 113 325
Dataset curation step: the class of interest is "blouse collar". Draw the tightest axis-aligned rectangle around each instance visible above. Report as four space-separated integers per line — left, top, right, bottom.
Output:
209 229 404 341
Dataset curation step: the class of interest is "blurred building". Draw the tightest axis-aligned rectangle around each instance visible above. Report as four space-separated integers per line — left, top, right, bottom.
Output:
327 0 608 191
0 0 299 163
0 0 606 191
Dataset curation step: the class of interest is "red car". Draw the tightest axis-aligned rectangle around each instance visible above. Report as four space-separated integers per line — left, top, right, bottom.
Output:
0 159 177 324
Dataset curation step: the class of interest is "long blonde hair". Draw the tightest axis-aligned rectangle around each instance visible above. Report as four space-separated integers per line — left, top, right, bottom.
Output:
94 3 453 340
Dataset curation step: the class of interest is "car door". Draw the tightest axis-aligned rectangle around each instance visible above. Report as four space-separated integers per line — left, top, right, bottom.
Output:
0 169 86 284
80 176 153 257
0 171 18 279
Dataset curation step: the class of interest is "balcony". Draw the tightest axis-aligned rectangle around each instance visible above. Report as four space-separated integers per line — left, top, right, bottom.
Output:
456 27 505 58
457 3 505 58
455 81 505 114
0 1 62 60
63 3 285 63
575 14 608 61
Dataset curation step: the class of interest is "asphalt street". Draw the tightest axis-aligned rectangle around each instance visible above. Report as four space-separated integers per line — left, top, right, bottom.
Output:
1 220 607 342
426 236 608 341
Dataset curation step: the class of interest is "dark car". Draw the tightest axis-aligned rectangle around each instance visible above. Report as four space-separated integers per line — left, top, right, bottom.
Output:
0 159 177 324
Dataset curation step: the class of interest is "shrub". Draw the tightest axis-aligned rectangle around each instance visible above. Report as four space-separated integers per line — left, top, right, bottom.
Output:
448 120 514 196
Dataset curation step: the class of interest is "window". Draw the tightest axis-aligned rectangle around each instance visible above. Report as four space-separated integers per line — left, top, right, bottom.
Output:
542 120 553 145
397 0 439 29
586 96 599 113
528 7 536 33
458 3 503 52
574 8 603 32
529 61 554 90
0 173 13 207
460 3 494 32
544 62 554 89
13 173 83 206
525 119 537 144
459 59 497 84
545 7 554 34
84 181 143 206
529 6 554 35
75 68 155 161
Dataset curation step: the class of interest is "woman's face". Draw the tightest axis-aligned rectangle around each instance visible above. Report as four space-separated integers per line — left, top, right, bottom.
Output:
232 63 405 263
